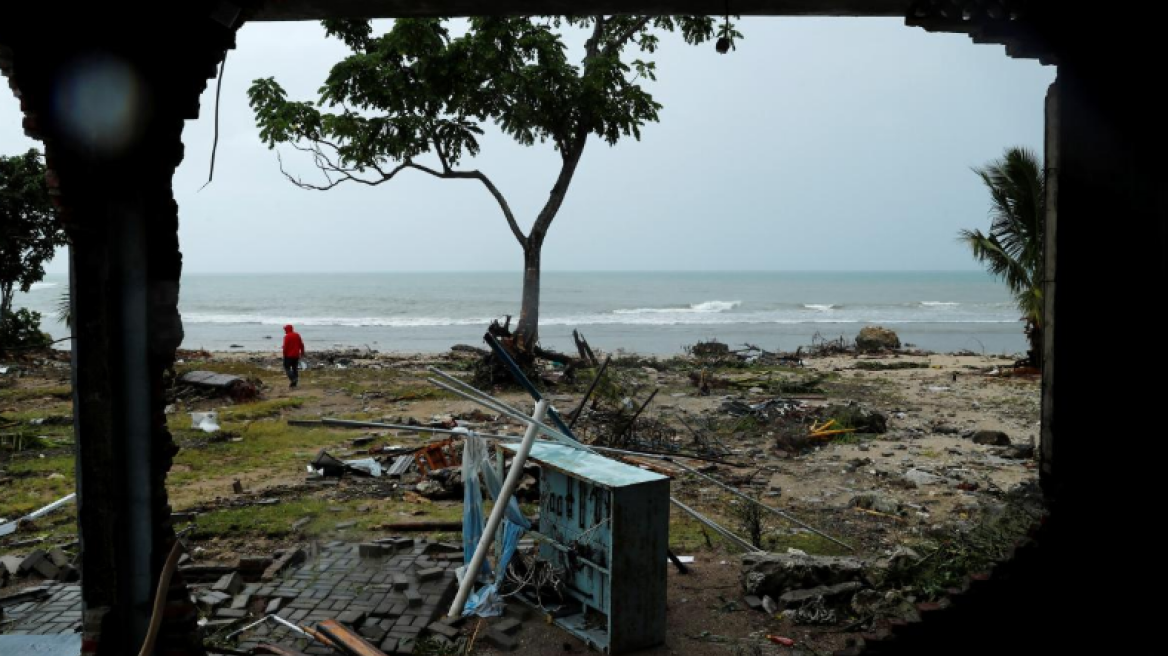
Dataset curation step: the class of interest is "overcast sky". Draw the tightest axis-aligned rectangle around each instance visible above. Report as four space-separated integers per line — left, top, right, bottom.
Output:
1 18 1054 275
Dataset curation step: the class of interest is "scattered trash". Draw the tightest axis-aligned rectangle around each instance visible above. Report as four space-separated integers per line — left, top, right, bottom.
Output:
341 458 383 477
308 450 347 477
762 595 778 615
903 468 945 487
178 370 259 402
190 411 220 433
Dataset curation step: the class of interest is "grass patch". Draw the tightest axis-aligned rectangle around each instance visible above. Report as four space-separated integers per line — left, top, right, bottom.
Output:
0 508 77 557
191 497 464 540
168 422 346 501
763 530 851 556
0 385 72 403
220 397 304 421
0 454 76 518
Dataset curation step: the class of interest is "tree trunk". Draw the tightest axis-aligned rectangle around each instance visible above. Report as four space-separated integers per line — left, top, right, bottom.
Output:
0 283 13 329
1027 321 1043 369
510 139 586 352
514 244 541 352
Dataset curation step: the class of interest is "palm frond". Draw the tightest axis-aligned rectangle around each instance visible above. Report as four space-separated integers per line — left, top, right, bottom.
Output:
963 146 1045 329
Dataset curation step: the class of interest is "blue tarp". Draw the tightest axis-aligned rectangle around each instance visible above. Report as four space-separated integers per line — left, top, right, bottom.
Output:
461 433 531 616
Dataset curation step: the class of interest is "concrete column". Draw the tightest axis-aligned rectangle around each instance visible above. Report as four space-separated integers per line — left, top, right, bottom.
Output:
1 6 242 655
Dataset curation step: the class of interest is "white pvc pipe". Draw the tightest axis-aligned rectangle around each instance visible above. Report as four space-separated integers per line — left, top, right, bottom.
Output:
448 399 548 618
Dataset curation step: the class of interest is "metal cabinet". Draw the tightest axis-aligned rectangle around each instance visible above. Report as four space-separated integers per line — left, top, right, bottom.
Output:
509 442 670 654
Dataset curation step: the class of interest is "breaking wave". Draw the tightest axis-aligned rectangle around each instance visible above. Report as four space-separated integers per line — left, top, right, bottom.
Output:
613 300 741 315
183 310 1018 328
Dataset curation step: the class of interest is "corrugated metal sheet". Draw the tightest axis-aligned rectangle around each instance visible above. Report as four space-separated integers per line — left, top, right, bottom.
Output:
387 454 414 476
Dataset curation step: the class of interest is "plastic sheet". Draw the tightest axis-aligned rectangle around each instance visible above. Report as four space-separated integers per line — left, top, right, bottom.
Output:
190 411 220 433
342 458 383 477
460 432 531 616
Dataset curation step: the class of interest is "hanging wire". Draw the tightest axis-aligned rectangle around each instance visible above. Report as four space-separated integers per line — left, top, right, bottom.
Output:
199 51 229 191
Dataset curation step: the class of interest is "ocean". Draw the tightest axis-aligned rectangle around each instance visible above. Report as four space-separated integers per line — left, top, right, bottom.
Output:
18 271 1027 356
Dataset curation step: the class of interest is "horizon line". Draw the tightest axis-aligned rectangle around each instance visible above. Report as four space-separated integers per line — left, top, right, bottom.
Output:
44 268 990 276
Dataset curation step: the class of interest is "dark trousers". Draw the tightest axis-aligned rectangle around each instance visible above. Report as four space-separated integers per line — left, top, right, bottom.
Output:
283 357 300 385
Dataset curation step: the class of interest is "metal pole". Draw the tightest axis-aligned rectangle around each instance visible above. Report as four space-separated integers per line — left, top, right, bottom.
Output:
568 356 610 429
321 418 470 436
427 376 583 451
582 444 852 552
483 333 578 439
669 497 761 553
664 457 854 552
426 373 543 433
613 388 658 446
448 400 549 618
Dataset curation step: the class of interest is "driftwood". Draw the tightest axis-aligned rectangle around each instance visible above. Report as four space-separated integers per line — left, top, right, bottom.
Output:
573 329 599 367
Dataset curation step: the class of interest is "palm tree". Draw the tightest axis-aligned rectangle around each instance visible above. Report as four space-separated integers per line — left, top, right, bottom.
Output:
961 147 1045 368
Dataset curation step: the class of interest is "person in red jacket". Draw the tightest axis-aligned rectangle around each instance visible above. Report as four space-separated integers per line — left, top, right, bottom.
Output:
282 324 306 387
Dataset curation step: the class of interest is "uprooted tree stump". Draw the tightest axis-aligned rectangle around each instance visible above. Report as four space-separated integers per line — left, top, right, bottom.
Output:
471 318 582 389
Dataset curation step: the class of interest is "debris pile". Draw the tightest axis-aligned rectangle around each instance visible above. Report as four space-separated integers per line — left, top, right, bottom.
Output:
175 371 259 403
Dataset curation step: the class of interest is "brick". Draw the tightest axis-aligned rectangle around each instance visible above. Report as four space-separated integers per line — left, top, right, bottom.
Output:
262 547 306 581
214 608 247 619
197 594 226 612
359 623 388 642
18 550 48 573
493 618 522 635
230 594 251 610
212 572 243 595
265 598 283 614
338 609 367 626
484 628 519 651
395 624 421 636
416 567 443 582
427 621 460 639
404 590 422 607
359 543 389 558
46 548 72 568
32 557 61 580
379 637 399 654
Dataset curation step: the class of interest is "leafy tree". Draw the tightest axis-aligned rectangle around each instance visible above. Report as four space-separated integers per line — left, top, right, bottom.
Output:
961 147 1045 367
249 16 740 352
0 149 65 344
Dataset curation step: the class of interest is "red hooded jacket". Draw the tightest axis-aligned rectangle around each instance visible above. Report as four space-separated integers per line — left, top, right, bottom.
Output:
282 325 305 358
